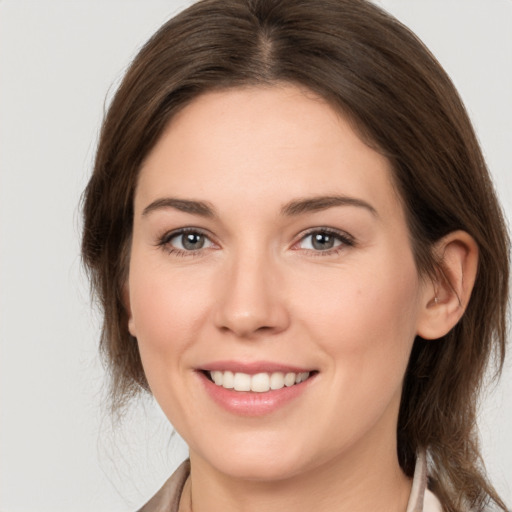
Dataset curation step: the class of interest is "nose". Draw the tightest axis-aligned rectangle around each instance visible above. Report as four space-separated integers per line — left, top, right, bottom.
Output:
213 250 290 339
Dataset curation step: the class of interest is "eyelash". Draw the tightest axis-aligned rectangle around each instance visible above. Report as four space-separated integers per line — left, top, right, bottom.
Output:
156 227 355 257
156 227 214 257
294 227 355 256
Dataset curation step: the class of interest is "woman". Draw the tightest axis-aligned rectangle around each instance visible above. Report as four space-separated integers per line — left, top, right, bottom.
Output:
81 1 510 511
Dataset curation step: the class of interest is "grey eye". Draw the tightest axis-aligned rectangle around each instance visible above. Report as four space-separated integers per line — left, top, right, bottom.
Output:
170 231 212 251
299 231 343 251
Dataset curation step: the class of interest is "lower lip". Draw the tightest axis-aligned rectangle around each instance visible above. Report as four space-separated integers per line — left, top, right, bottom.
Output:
198 372 315 416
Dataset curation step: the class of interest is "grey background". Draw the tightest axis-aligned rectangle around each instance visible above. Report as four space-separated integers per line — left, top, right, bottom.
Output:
0 1 510 511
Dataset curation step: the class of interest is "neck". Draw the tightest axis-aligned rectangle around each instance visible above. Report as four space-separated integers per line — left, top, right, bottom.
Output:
185 432 412 512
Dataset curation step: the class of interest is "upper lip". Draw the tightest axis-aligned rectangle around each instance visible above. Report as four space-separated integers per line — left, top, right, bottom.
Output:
199 360 315 374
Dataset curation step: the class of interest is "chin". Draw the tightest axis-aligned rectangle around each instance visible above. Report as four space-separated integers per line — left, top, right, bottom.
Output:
213 456 307 482
190 432 324 482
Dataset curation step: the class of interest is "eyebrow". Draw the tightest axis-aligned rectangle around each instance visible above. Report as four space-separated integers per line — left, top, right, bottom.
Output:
281 195 378 217
141 194 377 218
142 198 216 217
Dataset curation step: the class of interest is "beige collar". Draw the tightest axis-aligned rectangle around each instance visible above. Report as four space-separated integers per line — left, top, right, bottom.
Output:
406 451 443 512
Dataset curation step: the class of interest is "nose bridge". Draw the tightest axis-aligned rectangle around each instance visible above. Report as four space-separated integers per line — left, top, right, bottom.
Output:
214 241 288 337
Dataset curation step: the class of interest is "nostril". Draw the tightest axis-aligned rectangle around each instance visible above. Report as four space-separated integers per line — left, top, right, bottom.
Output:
255 325 274 332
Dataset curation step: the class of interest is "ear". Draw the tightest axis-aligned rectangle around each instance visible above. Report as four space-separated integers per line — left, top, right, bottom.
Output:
122 282 137 337
416 230 478 340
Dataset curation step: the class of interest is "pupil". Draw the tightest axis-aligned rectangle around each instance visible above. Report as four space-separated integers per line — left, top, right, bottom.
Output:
312 233 334 250
183 233 204 250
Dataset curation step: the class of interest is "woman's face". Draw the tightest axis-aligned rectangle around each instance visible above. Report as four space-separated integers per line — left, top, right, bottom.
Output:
127 85 430 480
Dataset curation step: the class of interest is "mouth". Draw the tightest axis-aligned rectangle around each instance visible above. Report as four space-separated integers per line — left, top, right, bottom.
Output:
197 363 318 416
201 369 316 393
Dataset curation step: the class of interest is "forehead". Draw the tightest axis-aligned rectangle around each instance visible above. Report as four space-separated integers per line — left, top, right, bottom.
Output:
135 84 401 220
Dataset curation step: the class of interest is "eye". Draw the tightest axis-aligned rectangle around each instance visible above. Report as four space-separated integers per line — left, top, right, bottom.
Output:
296 229 354 252
159 229 214 254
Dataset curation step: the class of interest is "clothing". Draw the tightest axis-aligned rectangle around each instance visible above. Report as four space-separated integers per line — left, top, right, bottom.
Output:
137 459 190 512
137 451 443 512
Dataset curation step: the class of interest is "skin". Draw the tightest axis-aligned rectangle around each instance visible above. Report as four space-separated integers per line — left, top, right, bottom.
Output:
126 84 478 512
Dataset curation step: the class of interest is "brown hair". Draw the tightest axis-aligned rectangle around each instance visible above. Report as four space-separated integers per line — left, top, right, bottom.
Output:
81 1 510 510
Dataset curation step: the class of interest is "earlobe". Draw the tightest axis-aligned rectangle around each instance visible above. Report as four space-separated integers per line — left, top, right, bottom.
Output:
416 231 479 340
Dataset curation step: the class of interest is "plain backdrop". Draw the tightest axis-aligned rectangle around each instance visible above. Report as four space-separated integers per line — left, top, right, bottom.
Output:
0 1 511 511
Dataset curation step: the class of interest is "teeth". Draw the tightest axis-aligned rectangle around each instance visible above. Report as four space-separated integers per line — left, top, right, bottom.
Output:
222 371 234 389
270 372 285 390
211 371 223 386
284 372 296 387
251 373 270 392
233 372 251 391
209 370 311 392
295 372 309 384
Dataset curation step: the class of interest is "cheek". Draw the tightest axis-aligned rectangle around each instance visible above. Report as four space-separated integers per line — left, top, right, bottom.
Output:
127 251 211 382
295 253 421 388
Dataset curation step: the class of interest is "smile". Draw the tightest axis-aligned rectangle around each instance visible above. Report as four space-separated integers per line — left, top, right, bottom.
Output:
198 362 317 415
208 370 311 392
